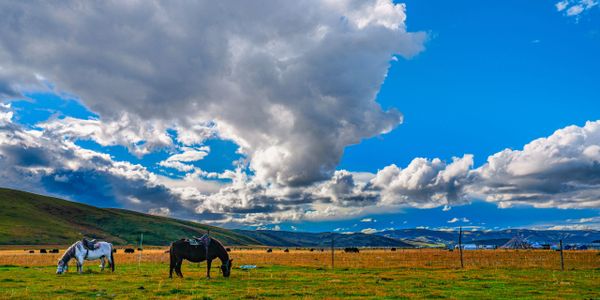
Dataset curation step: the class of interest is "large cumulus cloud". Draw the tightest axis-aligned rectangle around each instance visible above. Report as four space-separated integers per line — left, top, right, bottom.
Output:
0 0 426 186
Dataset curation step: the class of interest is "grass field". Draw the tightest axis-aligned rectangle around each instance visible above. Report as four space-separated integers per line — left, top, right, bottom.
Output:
0 248 599 299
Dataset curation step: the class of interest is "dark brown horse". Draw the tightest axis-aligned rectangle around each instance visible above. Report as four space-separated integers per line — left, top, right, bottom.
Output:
169 237 233 279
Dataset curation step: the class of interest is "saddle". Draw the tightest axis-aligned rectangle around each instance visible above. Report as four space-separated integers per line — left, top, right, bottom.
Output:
82 238 99 250
187 234 210 248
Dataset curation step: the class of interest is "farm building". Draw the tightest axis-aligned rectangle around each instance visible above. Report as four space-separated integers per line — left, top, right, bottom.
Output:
500 236 532 249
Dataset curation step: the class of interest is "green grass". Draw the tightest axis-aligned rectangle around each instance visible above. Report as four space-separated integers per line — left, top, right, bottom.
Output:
0 262 598 299
0 188 259 246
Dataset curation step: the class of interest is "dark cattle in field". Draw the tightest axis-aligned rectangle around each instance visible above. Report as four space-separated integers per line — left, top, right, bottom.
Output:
124 248 135 253
320 249 324 252
283 248 289 253
113 249 117 253
344 247 360 253
137 248 143 251
310 248 315 252
390 248 397 251
29 250 34 253
226 248 231 252
266 248 272 253
50 249 59 253
40 249 47 253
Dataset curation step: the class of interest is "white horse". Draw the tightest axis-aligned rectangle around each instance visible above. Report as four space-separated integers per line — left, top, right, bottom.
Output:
56 240 115 274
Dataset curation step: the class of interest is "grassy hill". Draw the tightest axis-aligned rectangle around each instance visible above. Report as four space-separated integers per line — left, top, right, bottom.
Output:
0 188 260 246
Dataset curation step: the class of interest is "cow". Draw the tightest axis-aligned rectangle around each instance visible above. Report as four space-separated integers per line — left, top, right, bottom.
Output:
390 248 397 251
344 247 360 253
50 249 59 253
266 248 272 253
40 249 47 253
124 248 135 253
283 248 289 253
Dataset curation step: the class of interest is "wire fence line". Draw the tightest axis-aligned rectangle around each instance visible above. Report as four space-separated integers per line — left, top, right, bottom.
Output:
1 248 598 271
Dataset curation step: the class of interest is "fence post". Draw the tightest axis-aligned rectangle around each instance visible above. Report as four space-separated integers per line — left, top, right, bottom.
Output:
458 226 464 269
331 235 335 270
559 239 564 271
138 233 143 269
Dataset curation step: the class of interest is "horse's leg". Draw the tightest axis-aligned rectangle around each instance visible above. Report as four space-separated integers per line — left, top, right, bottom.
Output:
206 259 212 279
76 259 82 274
175 258 184 278
100 257 105 271
169 254 175 279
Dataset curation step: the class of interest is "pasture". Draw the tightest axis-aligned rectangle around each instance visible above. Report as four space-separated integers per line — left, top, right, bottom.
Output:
0 248 598 299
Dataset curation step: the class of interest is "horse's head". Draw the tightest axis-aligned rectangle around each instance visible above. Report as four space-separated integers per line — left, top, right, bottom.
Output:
56 260 68 274
220 259 233 277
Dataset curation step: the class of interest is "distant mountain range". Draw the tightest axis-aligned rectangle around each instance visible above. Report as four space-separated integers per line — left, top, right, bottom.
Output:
1 188 598 247
236 229 413 248
375 228 600 246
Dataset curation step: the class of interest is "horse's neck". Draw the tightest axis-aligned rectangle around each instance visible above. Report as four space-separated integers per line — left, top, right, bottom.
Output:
211 240 228 263
61 242 79 263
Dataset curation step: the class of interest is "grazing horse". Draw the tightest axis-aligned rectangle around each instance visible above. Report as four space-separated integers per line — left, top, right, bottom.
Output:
56 240 114 274
169 236 233 279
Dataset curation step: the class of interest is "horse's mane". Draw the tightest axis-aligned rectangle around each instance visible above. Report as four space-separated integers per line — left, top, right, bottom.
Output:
59 241 79 263
210 237 229 260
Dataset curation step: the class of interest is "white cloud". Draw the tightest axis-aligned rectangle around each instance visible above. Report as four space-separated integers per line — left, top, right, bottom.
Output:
148 207 171 217
158 146 210 173
547 224 594 230
447 217 470 223
470 120 600 209
556 0 570 11
371 155 474 208
0 103 12 123
360 228 378 234
39 116 173 157
360 218 376 222
555 0 598 16
576 216 600 223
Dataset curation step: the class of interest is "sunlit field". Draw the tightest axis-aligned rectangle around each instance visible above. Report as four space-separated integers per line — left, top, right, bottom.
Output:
0 248 598 299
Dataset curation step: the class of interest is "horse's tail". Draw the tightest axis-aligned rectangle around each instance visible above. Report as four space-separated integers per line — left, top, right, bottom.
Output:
110 244 115 272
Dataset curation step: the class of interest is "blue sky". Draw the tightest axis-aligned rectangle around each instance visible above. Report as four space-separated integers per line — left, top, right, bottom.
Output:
0 1 599 232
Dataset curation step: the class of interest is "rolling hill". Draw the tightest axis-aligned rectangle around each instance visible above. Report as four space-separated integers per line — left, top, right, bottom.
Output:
0 188 259 246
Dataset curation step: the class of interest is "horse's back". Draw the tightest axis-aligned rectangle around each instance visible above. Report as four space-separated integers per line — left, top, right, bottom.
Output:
170 239 207 262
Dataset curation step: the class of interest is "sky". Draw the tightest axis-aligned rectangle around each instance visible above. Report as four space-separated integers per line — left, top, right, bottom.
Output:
0 0 599 233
